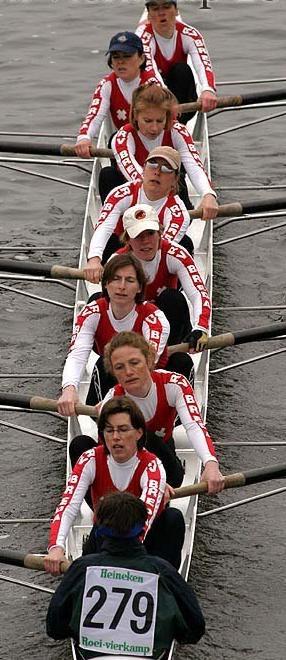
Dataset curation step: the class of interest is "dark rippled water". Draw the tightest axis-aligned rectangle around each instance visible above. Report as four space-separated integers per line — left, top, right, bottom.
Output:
0 2 285 659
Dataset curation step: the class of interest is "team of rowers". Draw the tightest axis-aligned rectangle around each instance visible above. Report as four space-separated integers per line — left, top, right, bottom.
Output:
45 2 225 655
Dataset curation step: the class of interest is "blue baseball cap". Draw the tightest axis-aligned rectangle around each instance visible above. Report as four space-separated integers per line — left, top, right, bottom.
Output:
106 31 144 55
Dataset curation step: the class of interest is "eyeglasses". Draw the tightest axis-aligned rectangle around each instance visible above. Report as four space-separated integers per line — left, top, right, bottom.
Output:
103 425 135 437
146 160 176 174
111 52 135 60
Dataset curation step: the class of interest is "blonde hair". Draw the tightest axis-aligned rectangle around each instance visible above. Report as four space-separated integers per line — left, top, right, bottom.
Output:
130 82 177 130
104 331 156 375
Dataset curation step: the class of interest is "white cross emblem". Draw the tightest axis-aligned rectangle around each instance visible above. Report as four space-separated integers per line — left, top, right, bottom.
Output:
116 108 127 121
155 427 166 438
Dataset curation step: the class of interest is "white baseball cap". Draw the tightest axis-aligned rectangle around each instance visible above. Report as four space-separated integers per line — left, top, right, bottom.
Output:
122 204 160 239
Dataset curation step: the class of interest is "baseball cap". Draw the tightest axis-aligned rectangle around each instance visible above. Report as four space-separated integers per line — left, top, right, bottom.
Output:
145 146 181 171
106 32 144 55
123 204 160 239
146 0 177 8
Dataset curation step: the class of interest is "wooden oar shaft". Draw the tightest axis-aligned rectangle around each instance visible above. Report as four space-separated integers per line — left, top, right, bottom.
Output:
0 140 113 158
168 321 286 356
178 88 286 114
172 463 286 499
0 549 70 573
0 258 85 280
190 197 286 220
0 392 97 417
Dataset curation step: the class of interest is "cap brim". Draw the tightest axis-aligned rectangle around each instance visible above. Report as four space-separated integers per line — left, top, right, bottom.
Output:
125 220 160 239
106 44 141 55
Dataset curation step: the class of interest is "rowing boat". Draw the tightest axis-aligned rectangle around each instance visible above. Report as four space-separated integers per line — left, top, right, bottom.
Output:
65 11 213 660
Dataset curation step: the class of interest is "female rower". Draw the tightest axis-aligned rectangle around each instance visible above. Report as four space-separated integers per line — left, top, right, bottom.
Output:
101 82 218 215
85 146 191 284
137 0 217 120
99 332 224 493
58 253 170 412
46 396 186 572
119 202 210 352
75 31 162 159
68 331 224 492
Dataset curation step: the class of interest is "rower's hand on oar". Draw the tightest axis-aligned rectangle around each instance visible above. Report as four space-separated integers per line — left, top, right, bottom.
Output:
57 385 79 416
84 257 104 283
75 139 93 159
164 483 176 506
44 547 66 577
200 461 225 494
197 193 218 221
199 90 217 113
187 330 208 353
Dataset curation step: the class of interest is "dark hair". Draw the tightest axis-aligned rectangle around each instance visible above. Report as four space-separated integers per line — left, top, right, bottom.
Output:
97 395 147 450
95 492 147 536
104 331 156 375
130 82 177 130
102 253 147 304
107 53 146 71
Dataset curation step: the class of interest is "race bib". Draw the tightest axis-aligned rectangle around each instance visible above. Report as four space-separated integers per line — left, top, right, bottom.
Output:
79 565 158 656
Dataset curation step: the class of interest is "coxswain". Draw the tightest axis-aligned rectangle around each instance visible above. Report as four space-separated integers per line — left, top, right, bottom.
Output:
46 491 206 659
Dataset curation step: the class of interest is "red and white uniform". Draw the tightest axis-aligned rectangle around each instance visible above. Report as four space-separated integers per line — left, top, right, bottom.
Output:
112 122 216 198
77 69 161 142
118 239 211 333
88 180 190 260
101 370 218 465
136 21 216 92
62 297 170 390
49 446 166 549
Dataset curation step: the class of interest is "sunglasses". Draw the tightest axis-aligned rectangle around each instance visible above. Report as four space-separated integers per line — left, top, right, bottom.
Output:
146 159 176 174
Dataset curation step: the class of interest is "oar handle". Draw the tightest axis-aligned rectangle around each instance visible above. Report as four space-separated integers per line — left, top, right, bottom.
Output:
0 140 113 158
0 258 85 280
167 321 286 356
172 463 286 499
60 143 113 158
178 88 286 114
0 549 70 573
178 95 243 114
189 203 242 219
172 473 244 499
31 396 97 417
0 392 97 418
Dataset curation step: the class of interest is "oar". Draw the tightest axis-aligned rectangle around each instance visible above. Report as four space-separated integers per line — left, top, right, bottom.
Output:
0 258 85 280
0 140 113 158
0 549 70 574
168 320 286 357
0 392 97 417
178 88 286 114
189 196 286 219
172 462 286 499
1 463 285 570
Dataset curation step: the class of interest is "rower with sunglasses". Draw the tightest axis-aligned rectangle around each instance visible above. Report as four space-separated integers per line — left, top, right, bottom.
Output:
137 0 217 121
84 146 192 285
74 31 162 159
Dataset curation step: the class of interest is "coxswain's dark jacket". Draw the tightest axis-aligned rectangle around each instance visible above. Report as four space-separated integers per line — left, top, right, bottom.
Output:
46 538 205 659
